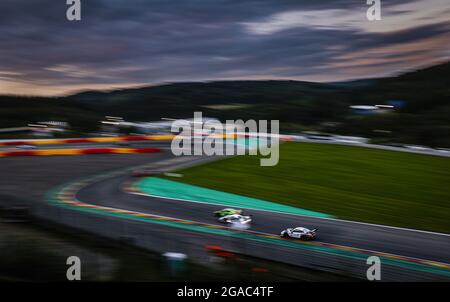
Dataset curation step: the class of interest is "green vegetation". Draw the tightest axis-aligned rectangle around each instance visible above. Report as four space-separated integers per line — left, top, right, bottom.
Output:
0 96 101 133
1 62 449 146
173 142 450 233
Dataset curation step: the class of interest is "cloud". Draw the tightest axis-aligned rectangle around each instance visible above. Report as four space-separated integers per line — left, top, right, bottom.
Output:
243 0 450 34
0 0 448 95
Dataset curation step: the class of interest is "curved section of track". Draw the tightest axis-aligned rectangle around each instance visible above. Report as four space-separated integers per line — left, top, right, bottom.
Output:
46 156 450 280
79 174 450 262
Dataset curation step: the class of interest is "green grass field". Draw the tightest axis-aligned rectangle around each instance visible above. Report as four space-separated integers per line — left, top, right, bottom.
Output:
173 143 450 233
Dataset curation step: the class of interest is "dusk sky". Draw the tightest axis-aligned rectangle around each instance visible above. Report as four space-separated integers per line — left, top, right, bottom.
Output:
0 0 449 96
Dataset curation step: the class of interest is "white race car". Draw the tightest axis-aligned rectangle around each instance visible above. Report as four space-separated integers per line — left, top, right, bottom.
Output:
280 227 317 240
218 214 252 225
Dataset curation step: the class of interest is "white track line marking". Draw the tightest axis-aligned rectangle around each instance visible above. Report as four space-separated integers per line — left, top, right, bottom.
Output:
70 181 450 269
127 190 450 238
115 188 450 267
61 158 450 270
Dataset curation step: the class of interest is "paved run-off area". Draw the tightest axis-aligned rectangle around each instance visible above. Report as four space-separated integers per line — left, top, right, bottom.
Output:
169 142 450 234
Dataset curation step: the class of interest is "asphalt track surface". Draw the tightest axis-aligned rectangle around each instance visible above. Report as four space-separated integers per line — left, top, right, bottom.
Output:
75 158 450 266
0 149 173 207
1 141 449 280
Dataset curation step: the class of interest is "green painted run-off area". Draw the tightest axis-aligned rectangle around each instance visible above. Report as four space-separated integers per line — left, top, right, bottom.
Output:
136 177 333 218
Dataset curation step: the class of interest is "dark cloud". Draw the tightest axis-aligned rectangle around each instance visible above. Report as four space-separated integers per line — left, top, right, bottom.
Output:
0 0 448 95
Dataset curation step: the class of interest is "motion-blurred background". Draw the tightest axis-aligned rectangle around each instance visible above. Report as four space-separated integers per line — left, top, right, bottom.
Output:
0 0 449 282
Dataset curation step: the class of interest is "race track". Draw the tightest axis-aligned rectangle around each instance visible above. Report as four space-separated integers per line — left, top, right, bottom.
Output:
2 141 449 281
76 172 450 264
